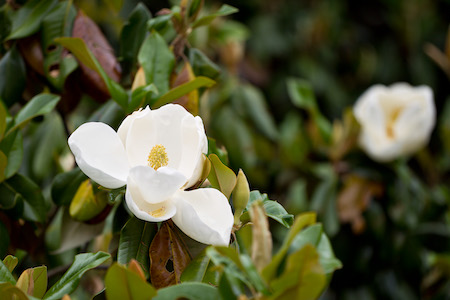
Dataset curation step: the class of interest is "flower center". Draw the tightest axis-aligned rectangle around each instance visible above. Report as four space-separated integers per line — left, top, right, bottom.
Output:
148 144 169 170
150 206 166 218
386 107 402 139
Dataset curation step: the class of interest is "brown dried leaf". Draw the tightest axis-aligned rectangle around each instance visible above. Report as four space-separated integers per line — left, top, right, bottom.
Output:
149 222 191 289
337 175 382 234
249 201 272 272
170 62 199 115
127 259 146 282
72 10 121 102
17 35 45 76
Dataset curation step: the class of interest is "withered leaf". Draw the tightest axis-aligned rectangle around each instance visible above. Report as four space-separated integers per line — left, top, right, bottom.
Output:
337 175 382 234
72 10 121 102
149 221 191 289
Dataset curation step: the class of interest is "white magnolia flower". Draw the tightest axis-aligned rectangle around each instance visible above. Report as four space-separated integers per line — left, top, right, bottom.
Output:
68 104 233 246
353 83 435 162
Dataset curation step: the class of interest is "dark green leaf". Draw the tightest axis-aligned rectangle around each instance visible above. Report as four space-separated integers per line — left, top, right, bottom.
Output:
0 150 6 183
0 222 9 260
43 252 110 300
0 47 26 107
311 177 339 236
138 32 175 103
7 93 60 135
239 254 270 295
3 174 47 223
119 3 151 77
51 168 87 206
192 4 238 28
154 282 220 300
287 78 318 112
189 48 221 80
0 130 23 179
118 217 157 279
104 263 156 300
7 0 57 40
55 37 128 109
0 7 11 49
0 259 16 284
128 84 158 113
181 249 218 285
0 101 6 141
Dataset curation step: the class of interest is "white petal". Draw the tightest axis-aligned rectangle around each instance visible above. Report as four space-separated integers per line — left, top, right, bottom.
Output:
68 122 129 189
125 188 176 222
117 106 151 148
171 188 233 246
127 166 186 204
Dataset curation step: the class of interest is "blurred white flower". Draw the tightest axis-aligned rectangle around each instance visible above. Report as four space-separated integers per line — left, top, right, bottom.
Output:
353 83 435 162
68 104 233 246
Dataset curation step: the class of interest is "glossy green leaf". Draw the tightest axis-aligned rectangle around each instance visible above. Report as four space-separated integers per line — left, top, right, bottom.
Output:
43 252 110 300
0 282 28 300
128 84 158 113
154 76 215 108
7 93 60 135
154 282 220 300
207 138 228 165
262 212 316 281
118 217 157 279
105 263 156 300
0 47 26 107
7 0 57 40
270 245 326 300
51 168 87 206
2 255 18 273
3 174 47 223
119 3 152 77
16 266 47 298
41 1 78 90
208 154 236 199
138 32 175 103
0 130 23 179
181 249 218 285
0 259 16 284
240 191 294 228
189 48 221 80
192 4 238 28
55 37 128 109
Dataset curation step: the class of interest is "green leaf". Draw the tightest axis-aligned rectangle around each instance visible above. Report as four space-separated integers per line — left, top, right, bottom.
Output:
0 47 26 107
189 48 221 80
232 169 250 225
51 168 87 206
0 150 6 183
290 224 342 276
104 263 156 300
16 266 47 298
118 217 157 279
43 252 110 300
69 180 108 222
239 254 270 295
119 3 152 77
7 0 57 40
154 76 216 108
181 249 218 285
208 154 236 199
154 282 220 300
7 93 60 135
311 176 339 237
128 84 158 113
41 1 78 90
0 130 23 179
3 174 47 223
138 32 175 103
0 282 28 300
262 212 316 281
287 78 318 112
240 191 294 228
0 101 6 141
0 258 16 284
55 37 128 109
270 245 326 300
192 4 238 28
2 255 18 273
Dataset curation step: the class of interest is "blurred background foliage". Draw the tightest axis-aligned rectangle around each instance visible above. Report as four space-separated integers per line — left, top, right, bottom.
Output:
1 0 450 299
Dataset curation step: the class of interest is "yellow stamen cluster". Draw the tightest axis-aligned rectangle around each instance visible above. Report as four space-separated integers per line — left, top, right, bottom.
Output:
150 206 166 218
386 107 402 139
148 144 169 170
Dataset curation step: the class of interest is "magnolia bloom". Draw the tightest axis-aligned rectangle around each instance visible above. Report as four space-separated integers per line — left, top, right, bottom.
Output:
353 83 435 162
68 104 233 246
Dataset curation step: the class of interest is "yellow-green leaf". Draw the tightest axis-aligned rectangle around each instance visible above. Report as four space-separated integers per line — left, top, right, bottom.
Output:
69 180 108 222
232 169 250 225
208 154 236 199
16 266 47 298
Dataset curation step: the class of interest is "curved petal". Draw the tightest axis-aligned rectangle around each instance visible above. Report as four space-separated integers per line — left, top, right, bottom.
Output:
117 106 151 149
128 166 186 204
68 122 129 189
171 188 233 246
125 188 176 222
